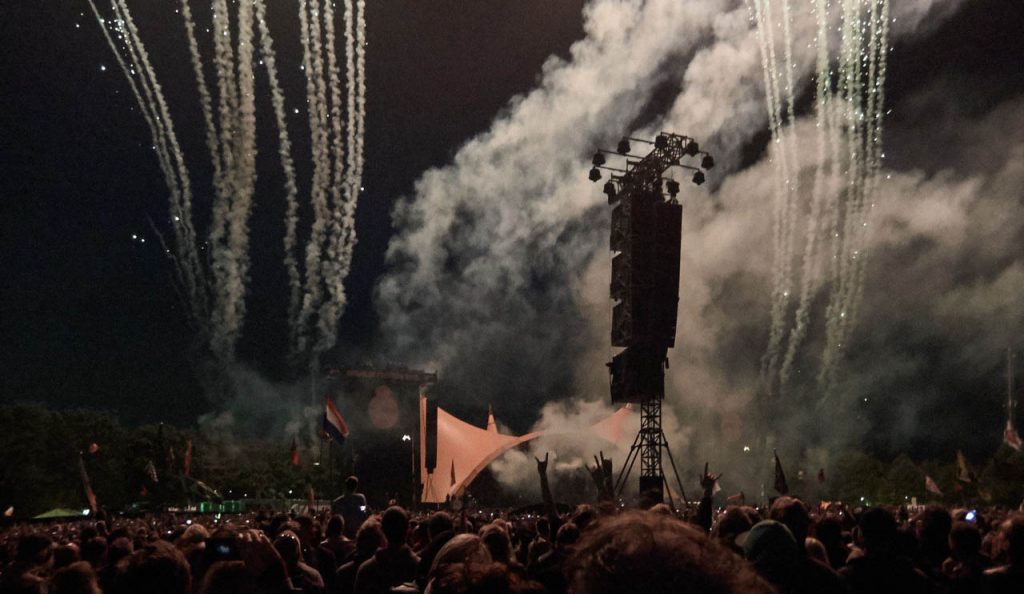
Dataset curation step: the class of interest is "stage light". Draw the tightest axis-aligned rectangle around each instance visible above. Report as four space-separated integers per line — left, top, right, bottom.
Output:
685 140 699 156
603 181 617 203
589 167 602 182
692 170 705 185
701 154 715 169
617 139 631 155
592 151 606 166
654 134 668 149
665 179 680 198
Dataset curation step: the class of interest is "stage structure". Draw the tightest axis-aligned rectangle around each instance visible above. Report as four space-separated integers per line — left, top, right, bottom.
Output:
588 132 714 505
323 366 437 506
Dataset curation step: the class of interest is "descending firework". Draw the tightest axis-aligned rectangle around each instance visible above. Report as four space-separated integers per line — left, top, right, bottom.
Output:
87 0 367 372
747 0 890 399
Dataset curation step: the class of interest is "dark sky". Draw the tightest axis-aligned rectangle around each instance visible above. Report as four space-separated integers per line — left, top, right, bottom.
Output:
0 0 585 424
1 0 1022 460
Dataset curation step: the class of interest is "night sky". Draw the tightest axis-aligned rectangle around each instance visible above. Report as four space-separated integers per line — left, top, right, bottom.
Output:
2 1 1022 461
1 0 586 424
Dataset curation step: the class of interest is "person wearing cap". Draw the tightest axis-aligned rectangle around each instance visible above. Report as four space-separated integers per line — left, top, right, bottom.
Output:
739 519 801 591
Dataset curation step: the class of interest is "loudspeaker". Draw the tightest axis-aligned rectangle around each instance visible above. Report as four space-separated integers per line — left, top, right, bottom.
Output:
424 399 438 472
609 190 682 349
609 346 666 403
639 475 664 502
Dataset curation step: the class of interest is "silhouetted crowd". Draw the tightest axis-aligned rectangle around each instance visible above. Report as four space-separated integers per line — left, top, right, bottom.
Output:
2 474 1023 594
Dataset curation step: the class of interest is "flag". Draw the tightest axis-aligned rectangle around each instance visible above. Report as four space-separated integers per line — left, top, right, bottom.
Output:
78 452 97 513
290 437 300 466
1004 420 1022 451
817 468 826 483
183 440 192 477
925 475 943 496
323 398 350 444
773 450 789 495
956 450 975 483
144 459 159 483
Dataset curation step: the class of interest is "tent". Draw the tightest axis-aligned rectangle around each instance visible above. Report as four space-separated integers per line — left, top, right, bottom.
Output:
418 397 633 503
32 508 88 520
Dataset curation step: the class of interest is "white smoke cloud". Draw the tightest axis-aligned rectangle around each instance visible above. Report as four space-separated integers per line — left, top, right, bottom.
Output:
376 0 1013 495
198 366 320 451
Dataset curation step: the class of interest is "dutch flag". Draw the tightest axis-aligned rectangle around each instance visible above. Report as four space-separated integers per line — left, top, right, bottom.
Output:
323 397 350 444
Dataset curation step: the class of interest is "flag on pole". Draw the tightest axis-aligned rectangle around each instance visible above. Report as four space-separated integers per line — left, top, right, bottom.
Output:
290 437 301 466
78 451 97 513
956 450 975 483
1005 348 1020 450
925 475 943 496
144 459 159 483
1004 421 1022 451
773 450 789 495
183 440 192 477
323 398 350 444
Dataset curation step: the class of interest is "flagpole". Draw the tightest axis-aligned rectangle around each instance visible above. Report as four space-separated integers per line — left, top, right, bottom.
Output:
328 439 334 497
1010 347 1015 428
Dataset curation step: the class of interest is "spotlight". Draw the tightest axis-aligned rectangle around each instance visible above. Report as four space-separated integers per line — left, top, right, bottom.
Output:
592 151 606 166
589 167 602 182
617 139 631 155
701 154 715 169
603 181 617 203
692 170 705 185
685 140 699 156
654 134 668 149
665 179 680 198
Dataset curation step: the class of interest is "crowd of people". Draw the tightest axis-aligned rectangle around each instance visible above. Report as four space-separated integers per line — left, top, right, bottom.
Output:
2 472 1023 594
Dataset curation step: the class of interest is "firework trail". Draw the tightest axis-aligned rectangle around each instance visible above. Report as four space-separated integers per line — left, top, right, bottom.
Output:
750 0 798 397
779 0 834 389
88 0 208 331
819 0 890 394
225 0 258 348
89 1 369 372
252 0 302 357
294 0 329 360
316 0 347 357
749 1 890 398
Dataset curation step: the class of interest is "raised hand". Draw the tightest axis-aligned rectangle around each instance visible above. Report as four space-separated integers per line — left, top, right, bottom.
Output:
535 452 549 476
700 462 722 495
237 529 284 577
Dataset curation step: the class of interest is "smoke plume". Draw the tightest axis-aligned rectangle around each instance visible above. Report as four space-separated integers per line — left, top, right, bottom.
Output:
376 0 1018 495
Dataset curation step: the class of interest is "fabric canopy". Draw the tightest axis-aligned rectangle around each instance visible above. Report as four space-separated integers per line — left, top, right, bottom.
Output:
419 397 632 503
33 508 88 520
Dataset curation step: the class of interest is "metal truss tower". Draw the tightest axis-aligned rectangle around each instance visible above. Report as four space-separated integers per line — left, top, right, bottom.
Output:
589 132 714 506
